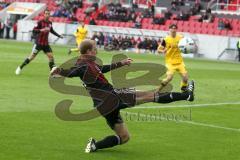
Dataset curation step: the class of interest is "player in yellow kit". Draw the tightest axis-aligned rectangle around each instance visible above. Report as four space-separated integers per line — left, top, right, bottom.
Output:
158 24 189 92
68 21 88 54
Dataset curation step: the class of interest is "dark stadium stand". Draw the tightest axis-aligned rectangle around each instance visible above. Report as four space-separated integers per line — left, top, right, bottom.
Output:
0 1 10 11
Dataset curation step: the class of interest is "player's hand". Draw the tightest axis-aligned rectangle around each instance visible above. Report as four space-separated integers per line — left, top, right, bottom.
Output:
162 49 167 54
121 58 133 66
59 35 64 39
159 48 167 54
50 66 62 78
40 27 50 32
45 27 50 31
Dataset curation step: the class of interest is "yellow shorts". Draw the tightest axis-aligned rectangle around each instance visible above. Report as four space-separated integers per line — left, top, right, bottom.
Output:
166 63 187 75
76 39 84 46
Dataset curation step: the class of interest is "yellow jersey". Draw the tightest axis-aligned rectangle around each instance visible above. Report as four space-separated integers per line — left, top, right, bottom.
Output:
74 26 88 41
161 34 184 65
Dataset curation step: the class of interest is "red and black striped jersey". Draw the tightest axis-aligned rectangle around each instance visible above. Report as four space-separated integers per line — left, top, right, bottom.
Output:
58 56 124 93
33 19 61 46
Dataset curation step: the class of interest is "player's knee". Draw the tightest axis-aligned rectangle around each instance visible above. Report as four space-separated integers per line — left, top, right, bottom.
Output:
119 133 130 144
29 54 36 60
49 56 54 60
48 56 54 61
47 53 54 59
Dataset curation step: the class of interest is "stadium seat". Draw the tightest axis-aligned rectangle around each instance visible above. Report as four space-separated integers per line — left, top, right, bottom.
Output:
220 30 228 36
26 0 240 37
153 25 160 30
182 27 191 33
195 28 202 34
177 20 184 26
201 22 209 29
119 22 125 27
102 21 108 26
127 22 134 28
189 28 196 34
159 25 167 31
108 21 114 26
207 28 215 35
96 20 103 25
113 22 120 27
214 30 221 35
227 30 234 36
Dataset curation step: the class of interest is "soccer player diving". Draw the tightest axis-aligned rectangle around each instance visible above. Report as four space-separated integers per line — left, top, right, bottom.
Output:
50 39 195 153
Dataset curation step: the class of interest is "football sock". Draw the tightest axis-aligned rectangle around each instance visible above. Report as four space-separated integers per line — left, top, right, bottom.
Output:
154 92 189 103
95 135 121 150
180 81 188 92
20 58 30 69
49 60 55 70
70 48 79 52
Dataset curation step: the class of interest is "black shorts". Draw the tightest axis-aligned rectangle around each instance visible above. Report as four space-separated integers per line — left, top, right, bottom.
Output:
32 44 52 54
103 88 136 129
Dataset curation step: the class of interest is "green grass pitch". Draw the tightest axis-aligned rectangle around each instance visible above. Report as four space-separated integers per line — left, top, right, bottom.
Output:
0 39 240 160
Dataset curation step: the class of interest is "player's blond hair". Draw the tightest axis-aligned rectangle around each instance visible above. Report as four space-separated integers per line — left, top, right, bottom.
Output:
79 39 95 54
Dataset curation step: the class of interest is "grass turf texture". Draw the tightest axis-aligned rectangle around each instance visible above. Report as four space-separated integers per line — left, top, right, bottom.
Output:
0 39 240 160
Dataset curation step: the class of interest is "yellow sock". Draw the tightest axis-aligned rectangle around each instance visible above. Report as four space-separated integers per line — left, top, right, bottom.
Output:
181 81 187 88
70 48 79 52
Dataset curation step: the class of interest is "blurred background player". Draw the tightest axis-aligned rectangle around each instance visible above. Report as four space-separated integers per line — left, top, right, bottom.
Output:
157 24 189 92
68 21 88 55
15 10 63 75
237 38 240 62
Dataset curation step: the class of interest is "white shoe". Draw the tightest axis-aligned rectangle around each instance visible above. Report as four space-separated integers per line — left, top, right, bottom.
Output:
85 138 97 153
15 66 21 75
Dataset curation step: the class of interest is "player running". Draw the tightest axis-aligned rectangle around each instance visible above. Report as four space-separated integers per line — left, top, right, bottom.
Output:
158 24 189 92
68 21 88 55
15 9 63 75
50 39 195 153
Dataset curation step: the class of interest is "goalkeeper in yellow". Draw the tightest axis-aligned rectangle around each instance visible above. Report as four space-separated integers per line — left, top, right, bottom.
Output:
158 24 189 92
68 21 88 54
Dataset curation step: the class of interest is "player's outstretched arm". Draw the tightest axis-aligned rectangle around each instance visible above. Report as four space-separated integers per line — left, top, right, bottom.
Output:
50 66 83 78
50 27 63 38
101 58 133 73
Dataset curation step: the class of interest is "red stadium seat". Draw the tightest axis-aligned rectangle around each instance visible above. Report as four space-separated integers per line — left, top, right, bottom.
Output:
113 22 119 27
108 21 115 26
220 30 228 36
189 28 196 34
227 30 235 36
159 25 167 31
127 22 134 28
119 22 126 27
153 24 160 30
213 30 221 35
103 21 108 26
177 20 184 26
207 28 215 35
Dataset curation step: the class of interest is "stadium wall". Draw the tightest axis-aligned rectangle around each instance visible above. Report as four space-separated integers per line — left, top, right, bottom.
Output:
17 20 239 60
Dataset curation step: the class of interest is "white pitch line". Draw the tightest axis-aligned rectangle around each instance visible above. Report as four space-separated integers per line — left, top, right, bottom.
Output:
180 120 240 132
132 102 240 109
123 112 240 133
